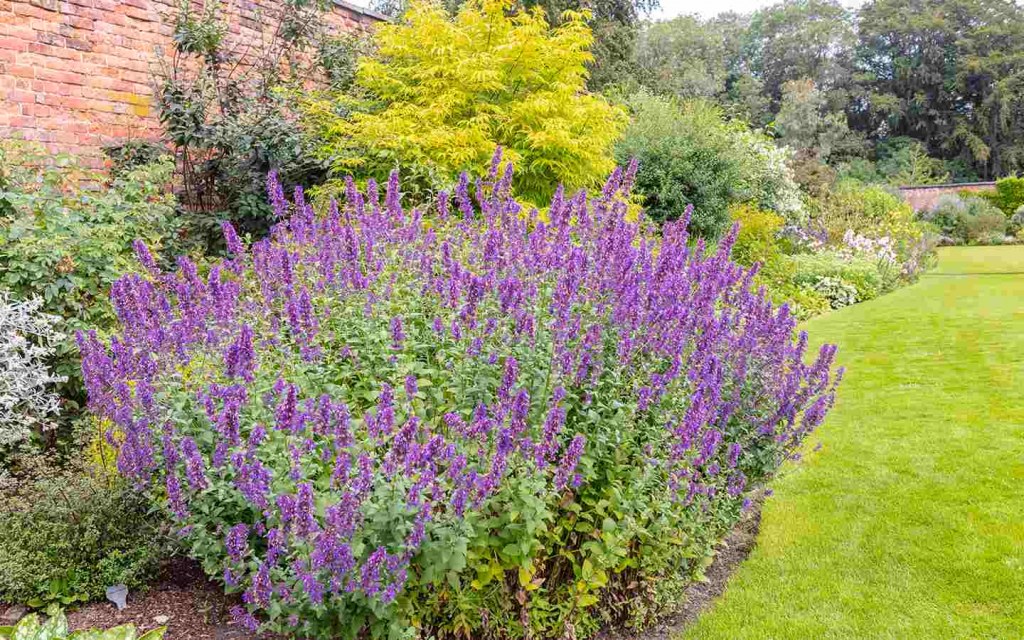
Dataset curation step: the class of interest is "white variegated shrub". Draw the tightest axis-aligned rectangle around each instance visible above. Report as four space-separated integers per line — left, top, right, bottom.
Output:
0 292 65 453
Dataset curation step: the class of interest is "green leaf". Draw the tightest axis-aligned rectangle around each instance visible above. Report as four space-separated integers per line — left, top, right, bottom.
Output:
576 594 599 608
137 628 167 640
13 615 41 640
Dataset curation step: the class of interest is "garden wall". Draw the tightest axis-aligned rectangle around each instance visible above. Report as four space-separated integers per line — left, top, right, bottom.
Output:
0 0 382 168
898 182 996 212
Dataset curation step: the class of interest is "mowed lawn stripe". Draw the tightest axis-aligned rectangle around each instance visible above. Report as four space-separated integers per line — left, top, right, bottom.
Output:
683 246 1024 640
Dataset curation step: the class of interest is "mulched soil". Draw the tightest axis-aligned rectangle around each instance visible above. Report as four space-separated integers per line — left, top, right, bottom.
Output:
66 558 255 640
2 500 763 640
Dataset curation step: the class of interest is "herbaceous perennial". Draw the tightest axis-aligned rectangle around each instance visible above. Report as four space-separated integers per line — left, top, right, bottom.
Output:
80 152 841 638
0 293 65 453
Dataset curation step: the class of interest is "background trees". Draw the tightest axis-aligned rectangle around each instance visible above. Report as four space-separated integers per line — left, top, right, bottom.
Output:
632 0 1024 182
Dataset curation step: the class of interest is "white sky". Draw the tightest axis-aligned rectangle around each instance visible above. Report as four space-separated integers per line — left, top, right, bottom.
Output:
341 0 867 23
648 0 865 20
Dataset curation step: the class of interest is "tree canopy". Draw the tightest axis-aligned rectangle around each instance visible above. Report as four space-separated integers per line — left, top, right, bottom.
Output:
633 0 1024 181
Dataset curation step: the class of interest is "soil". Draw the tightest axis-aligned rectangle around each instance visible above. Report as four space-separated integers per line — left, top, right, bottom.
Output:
2 500 763 640
65 558 255 640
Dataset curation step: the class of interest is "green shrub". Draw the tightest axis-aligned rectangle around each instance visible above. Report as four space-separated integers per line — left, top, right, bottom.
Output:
0 455 170 608
978 176 1024 216
0 607 166 640
809 276 859 309
616 94 801 237
814 181 910 234
730 203 785 267
786 251 884 302
156 0 342 244
0 142 188 417
922 194 1006 245
616 94 741 235
963 207 1007 244
728 204 837 319
811 180 927 277
1008 205 1024 236
303 0 626 206
754 257 832 319
924 194 970 243
775 279 832 318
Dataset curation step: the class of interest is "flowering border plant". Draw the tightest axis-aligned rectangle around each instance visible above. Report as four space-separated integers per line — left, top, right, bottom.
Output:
0 293 65 457
80 152 841 639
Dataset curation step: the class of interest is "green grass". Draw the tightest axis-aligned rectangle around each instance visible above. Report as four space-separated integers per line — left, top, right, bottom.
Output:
683 246 1024 640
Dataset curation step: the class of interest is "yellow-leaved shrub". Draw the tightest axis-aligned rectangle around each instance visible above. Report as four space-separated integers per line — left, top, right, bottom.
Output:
303 0 627 205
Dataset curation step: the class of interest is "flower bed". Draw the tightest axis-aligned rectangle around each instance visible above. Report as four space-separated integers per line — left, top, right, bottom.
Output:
79 156 842 639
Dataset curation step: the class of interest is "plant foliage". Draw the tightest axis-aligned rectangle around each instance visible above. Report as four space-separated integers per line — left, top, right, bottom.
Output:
0 143 184 419
304 0 627 205
0 455 170 608
0 607 166 640
0 294 65 461
615 93 802 238
157 0 341 243
79 158 841 639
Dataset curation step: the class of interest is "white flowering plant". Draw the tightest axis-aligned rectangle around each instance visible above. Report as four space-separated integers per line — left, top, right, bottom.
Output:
0 292 66 455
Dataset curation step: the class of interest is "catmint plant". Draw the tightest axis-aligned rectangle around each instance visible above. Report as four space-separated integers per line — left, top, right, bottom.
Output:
80 150 841 638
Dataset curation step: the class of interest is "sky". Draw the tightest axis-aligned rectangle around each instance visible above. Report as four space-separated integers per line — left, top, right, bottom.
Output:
648 0 864 20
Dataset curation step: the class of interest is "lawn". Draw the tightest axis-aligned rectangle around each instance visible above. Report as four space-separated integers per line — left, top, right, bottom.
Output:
684 246 1024 639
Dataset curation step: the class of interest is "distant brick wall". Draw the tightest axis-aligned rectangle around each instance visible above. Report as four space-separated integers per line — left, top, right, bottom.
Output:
0 0 381 168
898 182 997 212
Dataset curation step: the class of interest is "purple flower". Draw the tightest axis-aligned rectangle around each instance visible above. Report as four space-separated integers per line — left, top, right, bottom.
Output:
390 316 405 350
225 523 249 563
222 221 245 256
132 239 158 273
224 324 256 381
554 434 585 490
230 606 260 632
81 157 844 632
180 436 208 491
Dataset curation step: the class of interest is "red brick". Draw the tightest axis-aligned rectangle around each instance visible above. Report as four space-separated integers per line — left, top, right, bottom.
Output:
2 0 378 165
7 64 34 78
34 67 88 84
65 15 95 30
0 36 30 51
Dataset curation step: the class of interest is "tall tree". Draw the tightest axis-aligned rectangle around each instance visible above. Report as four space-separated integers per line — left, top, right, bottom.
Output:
856 0 1024 178
369 0 657 90
745 0 856 110
775 78 861 163
633 12 772 123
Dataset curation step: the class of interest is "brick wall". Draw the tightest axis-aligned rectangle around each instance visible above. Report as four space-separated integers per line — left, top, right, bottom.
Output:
897 182 997 212
0 0 381 168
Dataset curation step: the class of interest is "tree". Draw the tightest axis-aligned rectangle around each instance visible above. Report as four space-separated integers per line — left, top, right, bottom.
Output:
525 0 659 90
369 0 657 90
633 12 767 121
855 0 1024 179
775 78 861 162
635 15 733 100
876 138 950 185
157 0 342 243
305 0 627 205
745 0 856 109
